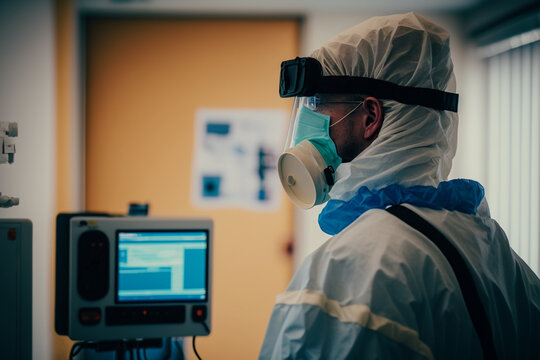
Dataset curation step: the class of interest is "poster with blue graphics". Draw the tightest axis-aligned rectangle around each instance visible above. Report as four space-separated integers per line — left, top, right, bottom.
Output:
192 109 287 211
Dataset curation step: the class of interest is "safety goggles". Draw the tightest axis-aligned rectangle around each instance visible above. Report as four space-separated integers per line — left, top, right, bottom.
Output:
279 57 459 112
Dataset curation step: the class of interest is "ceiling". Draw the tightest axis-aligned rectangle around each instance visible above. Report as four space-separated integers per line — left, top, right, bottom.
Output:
78 0 489 14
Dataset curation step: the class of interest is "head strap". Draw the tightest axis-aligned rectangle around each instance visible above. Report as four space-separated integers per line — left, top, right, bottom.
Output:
280 57 458 112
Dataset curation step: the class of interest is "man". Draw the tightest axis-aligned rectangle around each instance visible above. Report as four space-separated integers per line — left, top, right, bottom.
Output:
260 12 540 359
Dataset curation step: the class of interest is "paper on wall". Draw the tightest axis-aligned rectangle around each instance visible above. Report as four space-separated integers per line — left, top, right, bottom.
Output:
192 109 287 211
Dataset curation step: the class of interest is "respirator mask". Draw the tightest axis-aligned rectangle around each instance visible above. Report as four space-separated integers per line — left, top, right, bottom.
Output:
277 57 459 209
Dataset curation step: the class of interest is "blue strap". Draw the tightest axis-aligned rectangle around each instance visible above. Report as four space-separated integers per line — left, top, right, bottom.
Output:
318 179 485 235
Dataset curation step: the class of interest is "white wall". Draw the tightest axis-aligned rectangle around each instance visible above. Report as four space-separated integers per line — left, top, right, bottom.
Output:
0 1 56 359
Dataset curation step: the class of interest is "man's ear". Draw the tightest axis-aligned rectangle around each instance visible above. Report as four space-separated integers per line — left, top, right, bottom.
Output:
362 97 384 140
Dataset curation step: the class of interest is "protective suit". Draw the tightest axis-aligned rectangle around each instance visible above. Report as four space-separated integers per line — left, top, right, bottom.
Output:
260 12 540 359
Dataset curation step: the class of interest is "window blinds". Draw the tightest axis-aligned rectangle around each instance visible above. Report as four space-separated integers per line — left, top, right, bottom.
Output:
486 40 540 275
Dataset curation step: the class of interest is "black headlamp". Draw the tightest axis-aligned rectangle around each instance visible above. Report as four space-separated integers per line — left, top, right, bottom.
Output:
279 57 459 112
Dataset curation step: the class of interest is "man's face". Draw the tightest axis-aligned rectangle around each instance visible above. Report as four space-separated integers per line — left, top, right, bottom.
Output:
312 95 369 163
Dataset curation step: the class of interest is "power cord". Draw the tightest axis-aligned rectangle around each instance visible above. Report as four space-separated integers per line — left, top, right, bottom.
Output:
192 336 202 360
192 321 210 360
69 342 86 360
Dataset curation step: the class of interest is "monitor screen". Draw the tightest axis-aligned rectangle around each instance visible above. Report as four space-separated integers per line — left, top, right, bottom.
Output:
116 230 208 303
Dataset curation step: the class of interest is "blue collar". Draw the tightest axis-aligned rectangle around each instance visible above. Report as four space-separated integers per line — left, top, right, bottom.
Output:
318 179 485 235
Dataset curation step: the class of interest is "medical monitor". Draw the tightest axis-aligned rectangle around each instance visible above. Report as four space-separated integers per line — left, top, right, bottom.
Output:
55 214 212 342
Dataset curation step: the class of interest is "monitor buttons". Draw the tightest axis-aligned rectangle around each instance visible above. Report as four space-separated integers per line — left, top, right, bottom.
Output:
192 305 207 322
79 307 102 325
106 306 186 325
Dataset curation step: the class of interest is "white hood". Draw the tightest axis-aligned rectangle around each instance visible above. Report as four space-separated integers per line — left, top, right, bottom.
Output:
310 12 458 201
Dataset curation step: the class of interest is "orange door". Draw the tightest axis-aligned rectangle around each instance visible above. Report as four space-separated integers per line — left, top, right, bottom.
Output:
85 18 297 359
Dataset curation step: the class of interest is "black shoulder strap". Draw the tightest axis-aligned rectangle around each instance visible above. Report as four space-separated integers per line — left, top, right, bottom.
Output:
385 205 498 360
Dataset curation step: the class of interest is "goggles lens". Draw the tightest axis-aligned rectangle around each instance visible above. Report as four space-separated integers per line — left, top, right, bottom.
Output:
306 95 364 112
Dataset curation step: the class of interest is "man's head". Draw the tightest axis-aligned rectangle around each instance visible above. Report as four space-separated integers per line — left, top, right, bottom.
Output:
307 11 456 161
310 13 458 191
277 12 459 207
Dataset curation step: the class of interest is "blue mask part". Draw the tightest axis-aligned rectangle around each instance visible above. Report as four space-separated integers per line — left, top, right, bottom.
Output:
293 106 342 171
318 179 485 235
